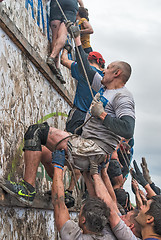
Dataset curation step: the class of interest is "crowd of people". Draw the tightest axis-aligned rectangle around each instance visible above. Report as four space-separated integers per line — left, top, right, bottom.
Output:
0 0 161 239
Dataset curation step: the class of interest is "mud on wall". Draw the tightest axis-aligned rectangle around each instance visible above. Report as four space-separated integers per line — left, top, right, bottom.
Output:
0 1 79 238
0 206 79 240
0 27 71 191
0 0 77 192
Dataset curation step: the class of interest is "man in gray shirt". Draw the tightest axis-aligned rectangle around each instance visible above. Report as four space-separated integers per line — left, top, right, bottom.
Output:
0 34 135 206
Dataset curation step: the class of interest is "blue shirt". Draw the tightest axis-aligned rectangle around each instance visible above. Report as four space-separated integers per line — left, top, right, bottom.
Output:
71 62 103 112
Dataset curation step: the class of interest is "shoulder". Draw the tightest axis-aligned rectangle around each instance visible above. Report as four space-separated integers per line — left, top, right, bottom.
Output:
113 87 135 102
60 220 82 240
79 18 88 24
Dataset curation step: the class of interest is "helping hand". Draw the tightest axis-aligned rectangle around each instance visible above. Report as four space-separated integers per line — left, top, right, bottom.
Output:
141 157 152 184
131 160 148 187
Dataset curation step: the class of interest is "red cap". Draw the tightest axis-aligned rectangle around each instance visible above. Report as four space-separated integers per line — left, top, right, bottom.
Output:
88 51 105 67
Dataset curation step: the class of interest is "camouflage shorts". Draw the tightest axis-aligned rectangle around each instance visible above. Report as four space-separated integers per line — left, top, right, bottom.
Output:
67 135 106 171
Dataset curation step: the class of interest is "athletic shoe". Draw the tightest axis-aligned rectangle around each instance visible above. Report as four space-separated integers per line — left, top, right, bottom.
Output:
64 41 72 53
0 179 36 206
46 57 66 84
65 190 75 208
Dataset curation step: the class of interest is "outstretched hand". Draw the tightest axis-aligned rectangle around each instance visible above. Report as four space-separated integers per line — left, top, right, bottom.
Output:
141 157 152 184
131 160 148 187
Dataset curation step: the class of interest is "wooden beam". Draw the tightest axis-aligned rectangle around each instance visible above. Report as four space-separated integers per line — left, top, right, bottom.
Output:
0 187 79 211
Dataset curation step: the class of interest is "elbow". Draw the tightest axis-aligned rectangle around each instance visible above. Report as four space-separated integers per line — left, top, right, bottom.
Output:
122 126 134 139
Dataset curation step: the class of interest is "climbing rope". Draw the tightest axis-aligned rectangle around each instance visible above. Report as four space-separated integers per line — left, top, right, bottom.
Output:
55 0 95 99
119 143 133 176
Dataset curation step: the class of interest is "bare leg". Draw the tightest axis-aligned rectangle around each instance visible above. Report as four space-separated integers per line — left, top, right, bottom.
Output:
24 127 70 187
41 146 53 179
50 22 68 68
23 151 42 187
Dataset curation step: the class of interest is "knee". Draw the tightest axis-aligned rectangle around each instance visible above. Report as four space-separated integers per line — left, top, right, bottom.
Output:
24 122 49 151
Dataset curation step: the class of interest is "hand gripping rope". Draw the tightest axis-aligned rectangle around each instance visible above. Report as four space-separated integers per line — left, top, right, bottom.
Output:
55 0 94 133
53 0 96 206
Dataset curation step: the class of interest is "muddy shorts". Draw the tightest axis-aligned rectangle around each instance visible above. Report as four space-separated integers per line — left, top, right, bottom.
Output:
50 0 78 23
67 135 107 171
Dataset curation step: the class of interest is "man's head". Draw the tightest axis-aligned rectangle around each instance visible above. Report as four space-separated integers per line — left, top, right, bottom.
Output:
101 61 132 88
114 188 131 213
79 197 110 234
88 51 105 69
121 209 142 238
135 195 161 236
77 7 89 20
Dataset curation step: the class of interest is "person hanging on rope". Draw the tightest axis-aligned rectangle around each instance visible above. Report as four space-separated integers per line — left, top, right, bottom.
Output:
61 44 105 206
46 0 84 83
0 25 135 207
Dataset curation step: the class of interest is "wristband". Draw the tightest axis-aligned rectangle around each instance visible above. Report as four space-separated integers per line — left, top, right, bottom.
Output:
54 165 64 171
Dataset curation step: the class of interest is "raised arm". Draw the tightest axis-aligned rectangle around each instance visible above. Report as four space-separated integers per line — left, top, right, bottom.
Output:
80 20 94 35
74 36 98 85
92 173 120 229
52 151 70 232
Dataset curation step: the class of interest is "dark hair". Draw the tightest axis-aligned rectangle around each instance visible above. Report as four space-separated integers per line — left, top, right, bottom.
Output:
78 7 89 20
145 195 161 235
114 188 131 212
81 197 110 233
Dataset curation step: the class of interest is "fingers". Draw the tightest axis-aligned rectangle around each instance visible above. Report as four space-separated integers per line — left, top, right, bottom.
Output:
142 157 147 168
133 160 141 174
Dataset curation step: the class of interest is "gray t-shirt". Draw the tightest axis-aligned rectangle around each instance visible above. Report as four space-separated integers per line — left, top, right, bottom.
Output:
60 220 117 240
82 72 135 154
112 219 141 240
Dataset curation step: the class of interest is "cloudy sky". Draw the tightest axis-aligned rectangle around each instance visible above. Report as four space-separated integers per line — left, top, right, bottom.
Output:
83 0 161 197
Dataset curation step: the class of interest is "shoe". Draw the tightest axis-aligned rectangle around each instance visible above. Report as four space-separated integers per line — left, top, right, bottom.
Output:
56 68 66 84
65 190 75 208
46 57 66 84
46 57 58 74
0 179 36 206
64 41 72 53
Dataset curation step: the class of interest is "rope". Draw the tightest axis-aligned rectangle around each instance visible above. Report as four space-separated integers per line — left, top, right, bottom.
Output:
53 0 96 206
55 0 95 99
119 144 133 176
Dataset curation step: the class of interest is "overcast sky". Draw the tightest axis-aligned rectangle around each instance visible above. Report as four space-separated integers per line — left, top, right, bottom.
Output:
83 0 161 196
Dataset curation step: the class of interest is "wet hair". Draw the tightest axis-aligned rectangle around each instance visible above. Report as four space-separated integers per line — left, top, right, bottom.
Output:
78 7 89 20
145 195 161 235
81 197 110 233
114 188 131 212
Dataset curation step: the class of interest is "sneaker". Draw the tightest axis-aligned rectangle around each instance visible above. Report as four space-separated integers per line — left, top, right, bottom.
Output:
64 41 72 53
65 190 75 208
56 68 66 84
0 179 36 206
46 57 58 74
46 57 66 84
